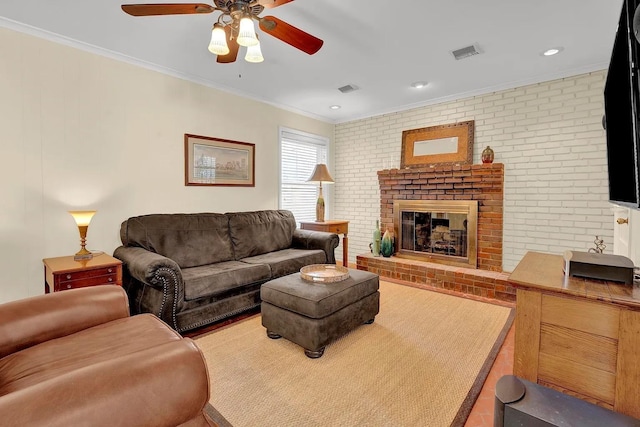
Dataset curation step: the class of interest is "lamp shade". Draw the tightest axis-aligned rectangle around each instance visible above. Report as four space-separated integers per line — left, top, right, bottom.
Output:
307 164 334 183
69 211 96 226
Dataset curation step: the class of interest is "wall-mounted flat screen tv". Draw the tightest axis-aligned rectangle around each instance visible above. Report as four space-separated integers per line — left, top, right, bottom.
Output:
604 0 640 208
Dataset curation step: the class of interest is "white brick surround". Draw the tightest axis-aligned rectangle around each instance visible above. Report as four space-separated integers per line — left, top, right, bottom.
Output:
334 71 612 272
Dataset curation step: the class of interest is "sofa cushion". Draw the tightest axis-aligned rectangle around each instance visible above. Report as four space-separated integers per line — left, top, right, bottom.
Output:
227 210 296 260
241 248 327 279
182 261 271 301
120 213 234 268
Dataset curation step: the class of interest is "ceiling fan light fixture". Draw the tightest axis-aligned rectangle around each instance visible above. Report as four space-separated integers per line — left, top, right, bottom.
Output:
237 16 259 47
208 23 230 55
245 41 264 63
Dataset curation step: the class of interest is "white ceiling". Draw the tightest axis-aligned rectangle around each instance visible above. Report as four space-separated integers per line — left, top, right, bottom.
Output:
0 0 625 123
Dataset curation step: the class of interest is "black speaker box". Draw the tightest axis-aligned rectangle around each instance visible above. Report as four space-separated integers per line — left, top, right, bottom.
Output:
563 250 634 284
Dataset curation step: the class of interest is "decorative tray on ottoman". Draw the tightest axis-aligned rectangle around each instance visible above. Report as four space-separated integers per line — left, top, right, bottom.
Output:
300 264 350 283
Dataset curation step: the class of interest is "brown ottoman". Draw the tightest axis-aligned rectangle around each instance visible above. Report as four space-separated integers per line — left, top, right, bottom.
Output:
260 268 380 358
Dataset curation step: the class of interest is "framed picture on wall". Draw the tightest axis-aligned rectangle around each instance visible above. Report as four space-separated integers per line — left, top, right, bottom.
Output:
184 134 255 187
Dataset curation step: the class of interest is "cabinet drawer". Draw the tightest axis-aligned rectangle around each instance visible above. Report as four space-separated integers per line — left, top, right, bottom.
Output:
58 266 119 283
56 274 119 291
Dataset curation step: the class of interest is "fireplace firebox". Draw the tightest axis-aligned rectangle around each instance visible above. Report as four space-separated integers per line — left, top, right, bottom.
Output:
393 200 478 268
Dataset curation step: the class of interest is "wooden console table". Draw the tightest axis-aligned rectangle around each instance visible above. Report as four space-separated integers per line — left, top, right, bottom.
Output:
300 220 349 267
509 251 640 418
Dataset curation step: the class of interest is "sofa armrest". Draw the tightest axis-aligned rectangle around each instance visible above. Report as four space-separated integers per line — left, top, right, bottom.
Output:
114 246 185 330
292 229 340 264
0 339 211 427
113 246 183 290
0 286 129 359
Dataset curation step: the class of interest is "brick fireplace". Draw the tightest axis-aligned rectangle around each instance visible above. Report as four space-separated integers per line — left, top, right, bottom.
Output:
380 163 504 270
356 163 515 302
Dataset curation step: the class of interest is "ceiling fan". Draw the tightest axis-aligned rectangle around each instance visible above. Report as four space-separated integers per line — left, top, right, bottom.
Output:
121 0 324 63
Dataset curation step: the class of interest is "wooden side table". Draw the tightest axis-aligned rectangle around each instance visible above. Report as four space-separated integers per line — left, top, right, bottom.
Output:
43 254 123 293
300 220 349 267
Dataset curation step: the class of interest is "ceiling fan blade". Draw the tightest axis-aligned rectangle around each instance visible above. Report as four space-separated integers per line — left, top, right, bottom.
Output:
217 26 240 63
259 16 323 55
257 0 294 9
121 3 214 16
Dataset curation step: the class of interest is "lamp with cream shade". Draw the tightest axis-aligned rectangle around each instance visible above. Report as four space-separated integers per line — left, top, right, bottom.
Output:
307 164 334 222
69 210 96 261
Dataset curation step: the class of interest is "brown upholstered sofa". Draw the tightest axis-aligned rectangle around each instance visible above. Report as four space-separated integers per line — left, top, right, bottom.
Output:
0 286 215 427
113 210 339 332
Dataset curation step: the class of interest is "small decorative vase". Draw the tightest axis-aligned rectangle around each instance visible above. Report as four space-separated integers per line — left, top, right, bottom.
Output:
372 220 381 257
380 229 394 257
481 146 494 164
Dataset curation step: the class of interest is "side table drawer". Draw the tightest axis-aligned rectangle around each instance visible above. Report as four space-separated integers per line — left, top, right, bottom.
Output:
56 274 119 291
325 224 347 234
58 266 119 282
301 223 347 234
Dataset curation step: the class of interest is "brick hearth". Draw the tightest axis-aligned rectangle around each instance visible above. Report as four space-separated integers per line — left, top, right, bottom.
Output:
356 254 515 302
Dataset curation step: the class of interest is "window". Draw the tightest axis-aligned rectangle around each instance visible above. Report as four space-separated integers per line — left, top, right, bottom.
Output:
279 128 329 225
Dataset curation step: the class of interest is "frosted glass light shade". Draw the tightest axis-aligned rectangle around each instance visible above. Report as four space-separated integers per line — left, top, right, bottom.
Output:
208 24 229 55
245 42 264 63
237 16 258 47
69 210 96 227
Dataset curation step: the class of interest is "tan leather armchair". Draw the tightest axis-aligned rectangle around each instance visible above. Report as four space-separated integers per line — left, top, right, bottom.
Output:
0 285 216 427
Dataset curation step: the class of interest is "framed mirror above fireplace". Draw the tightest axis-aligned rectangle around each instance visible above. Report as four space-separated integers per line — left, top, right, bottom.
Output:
393 200 478 268
400 121 474 168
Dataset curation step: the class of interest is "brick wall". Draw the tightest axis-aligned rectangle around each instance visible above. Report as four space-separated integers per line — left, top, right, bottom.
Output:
335 71 612 272
378 163 504 271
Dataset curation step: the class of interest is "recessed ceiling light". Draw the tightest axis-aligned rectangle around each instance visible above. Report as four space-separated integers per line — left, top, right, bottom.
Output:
542 47 564 56
329 105 341 110
410 81 429 89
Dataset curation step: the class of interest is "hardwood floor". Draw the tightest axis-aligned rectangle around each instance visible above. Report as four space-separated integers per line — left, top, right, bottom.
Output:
465 322 515 426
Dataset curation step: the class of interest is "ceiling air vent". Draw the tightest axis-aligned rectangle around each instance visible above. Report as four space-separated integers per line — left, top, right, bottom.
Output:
451 44 482 60
338 84 360 93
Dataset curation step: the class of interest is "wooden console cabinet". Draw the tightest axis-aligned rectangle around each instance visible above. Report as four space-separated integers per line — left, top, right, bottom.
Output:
43 254 123 293
509 251 640 418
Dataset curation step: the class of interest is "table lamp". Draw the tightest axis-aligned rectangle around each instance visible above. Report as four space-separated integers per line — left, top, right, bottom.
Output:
307 164 334 222
69 210 96 261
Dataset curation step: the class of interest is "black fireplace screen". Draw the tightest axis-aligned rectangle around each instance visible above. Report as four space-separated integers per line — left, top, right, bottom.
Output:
401 211 468 257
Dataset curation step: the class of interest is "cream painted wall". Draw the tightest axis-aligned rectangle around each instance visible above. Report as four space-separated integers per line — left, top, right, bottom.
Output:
0 28 333 303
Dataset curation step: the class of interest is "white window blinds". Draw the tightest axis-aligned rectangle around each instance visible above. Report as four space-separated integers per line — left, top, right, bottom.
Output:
279 128 329 225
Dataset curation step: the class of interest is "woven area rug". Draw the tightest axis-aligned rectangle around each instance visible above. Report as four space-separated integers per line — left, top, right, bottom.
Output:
196 281 514 427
